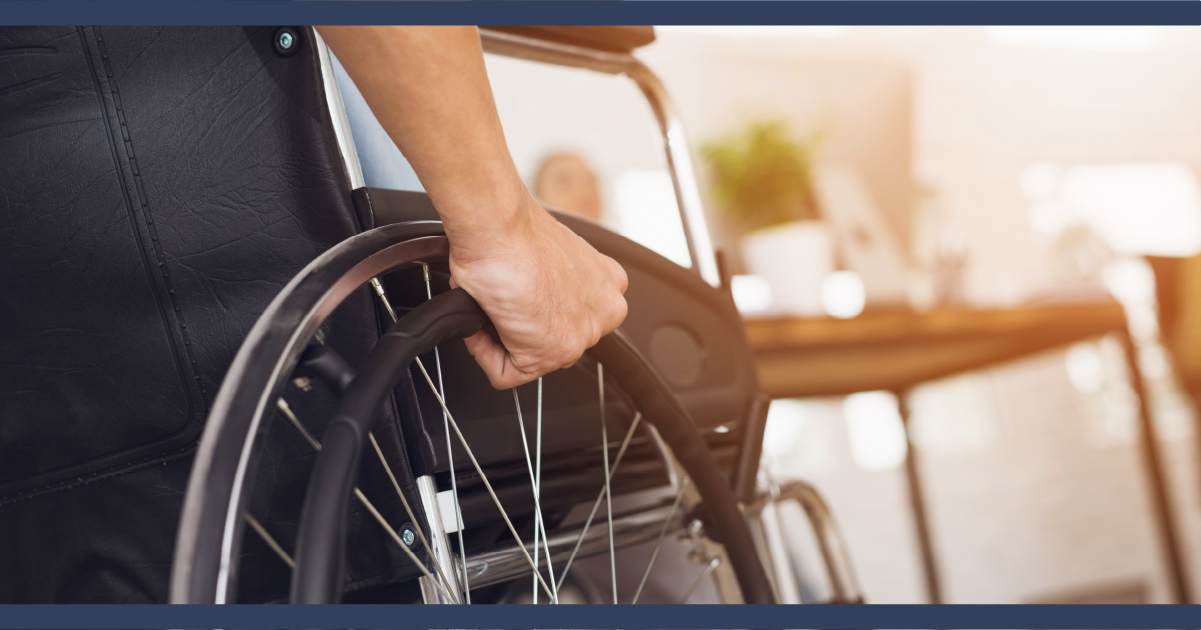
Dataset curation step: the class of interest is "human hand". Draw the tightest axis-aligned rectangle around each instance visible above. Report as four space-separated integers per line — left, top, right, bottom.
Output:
447 189 629 389
317 26 627 384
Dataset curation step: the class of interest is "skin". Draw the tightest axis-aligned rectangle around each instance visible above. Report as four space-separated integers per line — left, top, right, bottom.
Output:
317 26 629 389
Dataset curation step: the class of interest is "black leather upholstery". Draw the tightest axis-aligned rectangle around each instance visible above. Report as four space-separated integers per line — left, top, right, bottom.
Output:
0 26 418 603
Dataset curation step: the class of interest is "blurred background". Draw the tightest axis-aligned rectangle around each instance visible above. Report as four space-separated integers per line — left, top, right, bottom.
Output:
478 26 1201 604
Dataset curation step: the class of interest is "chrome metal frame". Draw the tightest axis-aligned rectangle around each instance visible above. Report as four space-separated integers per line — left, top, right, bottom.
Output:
316 30 365 191
746 479 863 604
465 501 684 589
416 475 463 603
748 493 797 604
480 29 722 288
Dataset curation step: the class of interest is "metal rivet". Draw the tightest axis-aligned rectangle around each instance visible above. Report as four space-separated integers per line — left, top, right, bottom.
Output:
274 27 300 57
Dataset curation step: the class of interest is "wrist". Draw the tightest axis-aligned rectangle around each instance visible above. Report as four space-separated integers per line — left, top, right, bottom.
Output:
443 186 543 265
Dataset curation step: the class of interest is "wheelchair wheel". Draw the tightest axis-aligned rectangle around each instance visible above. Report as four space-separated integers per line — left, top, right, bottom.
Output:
169 220 774 605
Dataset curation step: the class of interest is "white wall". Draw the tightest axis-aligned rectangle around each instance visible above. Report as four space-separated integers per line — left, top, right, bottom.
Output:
484 26 1201 604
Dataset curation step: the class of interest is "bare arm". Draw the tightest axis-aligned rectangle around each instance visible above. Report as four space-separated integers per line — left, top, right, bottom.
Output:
317 26 628 389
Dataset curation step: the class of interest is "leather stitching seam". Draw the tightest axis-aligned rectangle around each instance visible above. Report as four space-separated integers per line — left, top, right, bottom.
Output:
0 28 209 503
0 444 197 507
92 27 208 406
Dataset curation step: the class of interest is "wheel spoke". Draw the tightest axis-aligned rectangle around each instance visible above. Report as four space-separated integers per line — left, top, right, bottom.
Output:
531 384 540 604
244 513 294 569
513 387 557 604
598 363 617 604
680 557 722 604
555 412 642 591
632 476 692 604
419 263 471 602
366 269 682 606
535 377 554 603
275 398 459 604
374 269 469 602
415 356 558 603
277 398 320 451
408 259 473 600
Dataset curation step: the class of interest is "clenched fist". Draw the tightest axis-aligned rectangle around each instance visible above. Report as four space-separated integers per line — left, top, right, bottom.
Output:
449 189 628 389
317 26 628 387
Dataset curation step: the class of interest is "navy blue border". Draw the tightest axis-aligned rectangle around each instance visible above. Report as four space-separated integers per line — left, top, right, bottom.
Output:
1 2 1197 629
0 1 1199 26
1 604 1201 629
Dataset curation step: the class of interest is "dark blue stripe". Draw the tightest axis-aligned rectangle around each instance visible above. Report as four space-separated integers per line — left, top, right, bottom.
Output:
0 1 1199 26
2 604 1201 629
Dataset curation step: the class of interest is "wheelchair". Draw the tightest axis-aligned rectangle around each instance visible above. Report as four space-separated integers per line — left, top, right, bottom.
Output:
0 25 859 605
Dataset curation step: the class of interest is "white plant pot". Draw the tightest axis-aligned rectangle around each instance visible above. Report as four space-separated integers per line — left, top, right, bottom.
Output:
742 221 834 316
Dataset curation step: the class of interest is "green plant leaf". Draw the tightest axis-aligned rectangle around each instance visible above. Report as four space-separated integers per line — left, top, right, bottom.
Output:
700 118 822 231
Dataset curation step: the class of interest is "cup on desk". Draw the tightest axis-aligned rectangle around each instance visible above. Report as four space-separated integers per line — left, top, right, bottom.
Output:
741 220 834 316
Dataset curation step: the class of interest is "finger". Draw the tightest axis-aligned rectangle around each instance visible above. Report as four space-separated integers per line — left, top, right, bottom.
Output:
591 289 628 340
462 329 505 374
490 359 542 390
606 256 629 294
461 330 541 390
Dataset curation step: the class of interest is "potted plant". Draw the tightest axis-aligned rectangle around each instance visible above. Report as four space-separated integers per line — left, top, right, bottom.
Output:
702 118 829 315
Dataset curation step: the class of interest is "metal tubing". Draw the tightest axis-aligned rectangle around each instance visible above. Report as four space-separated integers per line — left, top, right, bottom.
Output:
464 501 684 590
479 30 721 287
733 393 771 503
315 29 365 191
747 480 863 605
745 502 790 604
645 423 681 494
780 481 861 604
625 61 721 287
895 390 942 605
416 475 463 604
1120 331 1192 604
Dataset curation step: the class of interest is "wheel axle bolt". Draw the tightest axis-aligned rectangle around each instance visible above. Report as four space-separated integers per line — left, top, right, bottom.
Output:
278 32 294 50
401 528 415 546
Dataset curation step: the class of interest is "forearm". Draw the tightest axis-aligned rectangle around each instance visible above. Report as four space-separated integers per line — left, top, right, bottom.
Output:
318 25 628 388
316 26 529 259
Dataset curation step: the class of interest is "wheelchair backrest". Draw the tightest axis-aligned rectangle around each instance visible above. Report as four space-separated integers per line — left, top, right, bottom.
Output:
0 25 386 602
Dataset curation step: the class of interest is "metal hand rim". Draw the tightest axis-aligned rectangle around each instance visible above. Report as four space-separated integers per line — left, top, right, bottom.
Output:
170 221 447 604
169 220 775 605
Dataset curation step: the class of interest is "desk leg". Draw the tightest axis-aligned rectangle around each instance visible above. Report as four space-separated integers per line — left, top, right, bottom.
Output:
895 390 943 604
1121 331 1192 604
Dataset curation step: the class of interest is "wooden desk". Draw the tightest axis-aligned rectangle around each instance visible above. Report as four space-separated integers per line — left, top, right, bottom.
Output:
746 301 1127 399
743 300 1191 604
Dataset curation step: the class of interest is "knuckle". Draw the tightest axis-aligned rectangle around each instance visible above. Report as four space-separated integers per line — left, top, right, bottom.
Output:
612 262 629 293
612 296 628 322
